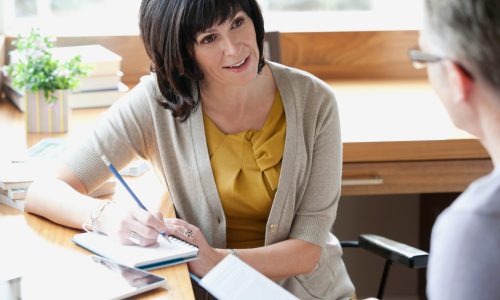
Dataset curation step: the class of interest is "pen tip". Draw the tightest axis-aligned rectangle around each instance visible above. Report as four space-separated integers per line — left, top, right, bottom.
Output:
162 233 171 243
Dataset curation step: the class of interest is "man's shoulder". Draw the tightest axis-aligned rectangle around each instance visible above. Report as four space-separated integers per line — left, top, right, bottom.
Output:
452 169 500 215
432 171 500 246
428 175 500 299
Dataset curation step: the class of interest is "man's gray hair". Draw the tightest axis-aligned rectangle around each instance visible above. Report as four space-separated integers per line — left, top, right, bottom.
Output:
425 0 500 89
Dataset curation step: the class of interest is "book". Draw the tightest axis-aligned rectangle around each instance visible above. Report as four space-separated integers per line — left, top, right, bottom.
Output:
52 45 122 76
69 82 129 109
0 192 25 211
7 188 27 200
0 161 34 190
2 76 129 111
73 232 199 270
199 254 299 300
9 44 122 77
28 138 69 160
74 71 124 92
2 82 24 111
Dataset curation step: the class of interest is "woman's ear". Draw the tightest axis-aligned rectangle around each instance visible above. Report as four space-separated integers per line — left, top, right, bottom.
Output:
443 61 474 104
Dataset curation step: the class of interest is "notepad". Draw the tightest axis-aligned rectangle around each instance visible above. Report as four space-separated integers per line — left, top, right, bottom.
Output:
73 232 199 270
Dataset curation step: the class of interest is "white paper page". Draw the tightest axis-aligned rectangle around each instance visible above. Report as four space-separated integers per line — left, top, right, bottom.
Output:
200 255 298 300
73 233 198 268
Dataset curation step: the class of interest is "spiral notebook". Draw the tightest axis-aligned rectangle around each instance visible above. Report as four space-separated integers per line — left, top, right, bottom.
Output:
73 232 199 270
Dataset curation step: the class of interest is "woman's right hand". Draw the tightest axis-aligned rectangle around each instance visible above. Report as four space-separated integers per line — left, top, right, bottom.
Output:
96 201 167 247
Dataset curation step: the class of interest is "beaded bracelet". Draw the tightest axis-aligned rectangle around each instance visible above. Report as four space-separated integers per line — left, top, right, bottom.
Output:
82 200 113 233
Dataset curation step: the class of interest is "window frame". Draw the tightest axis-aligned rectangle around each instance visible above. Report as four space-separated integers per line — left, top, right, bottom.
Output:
1 0 423 36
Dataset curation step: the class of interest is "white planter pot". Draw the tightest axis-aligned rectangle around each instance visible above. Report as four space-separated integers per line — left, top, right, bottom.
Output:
25 90 69 133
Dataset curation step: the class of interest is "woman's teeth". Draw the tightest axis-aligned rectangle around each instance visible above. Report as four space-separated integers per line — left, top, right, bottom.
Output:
228 58 246 68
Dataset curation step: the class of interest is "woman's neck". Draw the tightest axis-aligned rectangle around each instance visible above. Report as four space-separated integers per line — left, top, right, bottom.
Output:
200 66 272 114
199 65 276 134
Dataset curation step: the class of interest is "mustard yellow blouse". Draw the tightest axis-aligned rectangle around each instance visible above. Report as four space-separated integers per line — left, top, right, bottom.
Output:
203 92 286 249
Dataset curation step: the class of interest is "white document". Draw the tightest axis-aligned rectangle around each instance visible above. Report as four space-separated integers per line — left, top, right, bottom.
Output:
200 255 299 300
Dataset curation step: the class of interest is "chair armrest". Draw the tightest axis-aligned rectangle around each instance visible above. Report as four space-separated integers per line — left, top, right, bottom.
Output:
340 240 359 248
358 234 428 269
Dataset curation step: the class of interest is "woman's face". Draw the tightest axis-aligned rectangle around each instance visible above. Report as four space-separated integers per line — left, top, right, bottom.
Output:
193 11 260 88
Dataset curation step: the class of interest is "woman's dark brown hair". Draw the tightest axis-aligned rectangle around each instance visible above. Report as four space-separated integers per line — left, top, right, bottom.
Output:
139 0 266 121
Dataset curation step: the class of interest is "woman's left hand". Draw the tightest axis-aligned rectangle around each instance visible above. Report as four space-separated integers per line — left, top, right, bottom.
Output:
163 218 225 277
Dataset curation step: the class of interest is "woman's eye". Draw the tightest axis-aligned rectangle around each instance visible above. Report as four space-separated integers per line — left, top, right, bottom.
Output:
232 17 244 28
202 34 216 44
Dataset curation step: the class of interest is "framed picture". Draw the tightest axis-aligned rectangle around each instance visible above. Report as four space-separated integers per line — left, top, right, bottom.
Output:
263 31 281 63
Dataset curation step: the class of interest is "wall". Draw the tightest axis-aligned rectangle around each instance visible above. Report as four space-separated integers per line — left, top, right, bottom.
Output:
4 30 425 86
281 31 424 79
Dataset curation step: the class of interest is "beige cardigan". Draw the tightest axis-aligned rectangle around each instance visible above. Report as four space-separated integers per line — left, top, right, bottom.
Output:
66 62 355 299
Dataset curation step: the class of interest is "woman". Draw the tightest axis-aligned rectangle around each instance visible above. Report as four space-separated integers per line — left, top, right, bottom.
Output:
25 0 354 298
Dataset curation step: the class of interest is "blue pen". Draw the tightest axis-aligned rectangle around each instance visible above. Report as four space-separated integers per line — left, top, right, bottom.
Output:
101 155 171 243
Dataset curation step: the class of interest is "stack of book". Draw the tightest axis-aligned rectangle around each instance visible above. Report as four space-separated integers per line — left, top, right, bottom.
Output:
0 162 32 211
55 45 129 109
2 44 129 111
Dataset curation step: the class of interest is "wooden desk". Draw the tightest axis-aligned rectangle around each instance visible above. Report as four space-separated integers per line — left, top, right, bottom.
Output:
0 79 492 299
0 102 194 299
0 202 194 299
332 79 493 195
0 79 494 198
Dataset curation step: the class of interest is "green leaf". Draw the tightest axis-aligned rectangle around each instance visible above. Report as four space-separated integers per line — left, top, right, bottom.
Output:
6 28 89 103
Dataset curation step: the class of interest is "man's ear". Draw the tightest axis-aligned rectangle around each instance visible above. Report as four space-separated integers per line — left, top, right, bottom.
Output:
443 61 474 104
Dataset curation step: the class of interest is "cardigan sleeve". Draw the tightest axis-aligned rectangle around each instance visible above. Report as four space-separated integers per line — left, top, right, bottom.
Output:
288 85 342 247
63 76 157 193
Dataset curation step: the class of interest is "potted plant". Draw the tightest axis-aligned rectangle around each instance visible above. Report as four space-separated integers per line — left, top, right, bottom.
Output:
3 28 88 133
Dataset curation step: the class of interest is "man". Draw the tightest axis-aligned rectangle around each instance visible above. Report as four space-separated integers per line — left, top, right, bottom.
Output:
408 0 500 299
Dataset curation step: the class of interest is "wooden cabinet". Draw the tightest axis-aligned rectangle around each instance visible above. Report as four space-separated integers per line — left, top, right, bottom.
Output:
332 79 493 196
342 159 493 196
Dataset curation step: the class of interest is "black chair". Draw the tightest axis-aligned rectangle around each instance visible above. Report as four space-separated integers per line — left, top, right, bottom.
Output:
341 234 429 299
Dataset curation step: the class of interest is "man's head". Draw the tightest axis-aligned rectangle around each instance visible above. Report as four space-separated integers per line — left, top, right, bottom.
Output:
417 0 500 135
422 0 500 89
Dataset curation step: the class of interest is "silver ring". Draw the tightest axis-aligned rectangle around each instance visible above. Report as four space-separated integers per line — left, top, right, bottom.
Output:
182 227 194 239
129 231 143 244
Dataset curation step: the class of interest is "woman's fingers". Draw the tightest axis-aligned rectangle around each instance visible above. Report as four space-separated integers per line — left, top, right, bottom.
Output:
132 208 167 233
116 208 168 246
164 219 202 245
129 219 161 239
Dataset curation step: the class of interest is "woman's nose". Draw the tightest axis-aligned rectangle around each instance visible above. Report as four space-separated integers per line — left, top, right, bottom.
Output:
222 36 239 56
